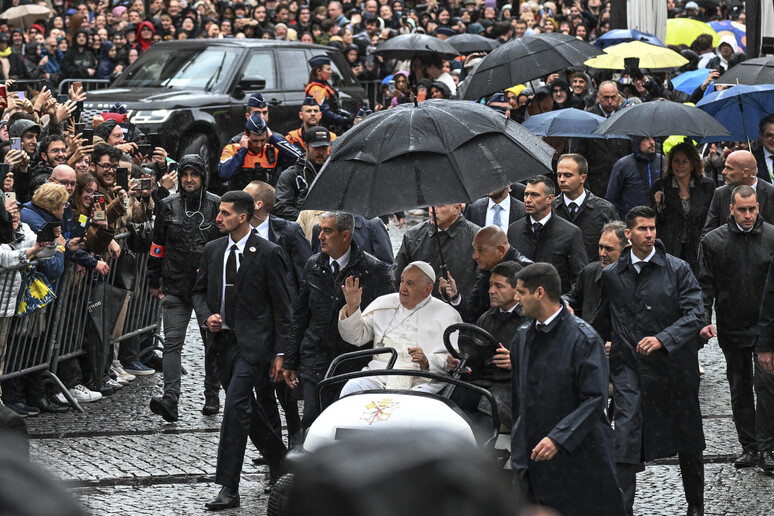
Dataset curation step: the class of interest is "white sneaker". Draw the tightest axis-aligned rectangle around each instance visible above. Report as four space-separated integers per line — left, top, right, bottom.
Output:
54 392 67 404
112 361 136 382
105 378 123 390
69 384 103 403
110 366 131 385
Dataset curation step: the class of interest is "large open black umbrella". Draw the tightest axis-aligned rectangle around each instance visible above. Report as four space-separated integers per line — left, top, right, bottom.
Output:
302 99 554 218
462 33 603 100
592 99 731 139
717 57 774 86
446 34 500 55
372 34 459 60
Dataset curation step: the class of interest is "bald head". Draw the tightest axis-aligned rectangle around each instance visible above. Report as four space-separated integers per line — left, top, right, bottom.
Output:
50 165 77 195
723 150 758 186
475 226 509 247
472 226 510 271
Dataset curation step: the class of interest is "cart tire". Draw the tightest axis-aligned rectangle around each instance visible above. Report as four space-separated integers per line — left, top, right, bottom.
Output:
267 473 295 516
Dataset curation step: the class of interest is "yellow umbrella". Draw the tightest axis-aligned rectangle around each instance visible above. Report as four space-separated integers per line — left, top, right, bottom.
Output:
665 18 720 47
584 41 688 70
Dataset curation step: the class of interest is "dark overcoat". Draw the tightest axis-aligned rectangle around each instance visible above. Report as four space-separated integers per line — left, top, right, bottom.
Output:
600 240 706 463
510 307 625 516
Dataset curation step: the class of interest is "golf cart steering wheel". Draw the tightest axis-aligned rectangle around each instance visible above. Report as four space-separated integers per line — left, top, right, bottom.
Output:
443 323 500 365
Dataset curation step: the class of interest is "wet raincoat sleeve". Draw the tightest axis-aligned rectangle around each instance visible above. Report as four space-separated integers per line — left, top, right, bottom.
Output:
547 331 610 454
654 262 704 354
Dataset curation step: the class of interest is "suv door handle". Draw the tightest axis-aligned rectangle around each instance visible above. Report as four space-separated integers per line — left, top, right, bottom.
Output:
268 98 282 106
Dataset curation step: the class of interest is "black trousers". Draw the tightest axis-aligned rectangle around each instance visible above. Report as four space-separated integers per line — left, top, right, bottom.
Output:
617 453 703 516
257 380 302 439
301 379 341 430
212 331 286 489
721 346 757 451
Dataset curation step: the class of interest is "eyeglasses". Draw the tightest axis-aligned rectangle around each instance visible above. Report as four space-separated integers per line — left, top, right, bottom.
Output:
97 162 117 171
50 178 76 187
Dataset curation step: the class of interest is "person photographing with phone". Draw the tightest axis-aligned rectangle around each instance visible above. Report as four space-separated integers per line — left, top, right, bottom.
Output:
4 119 40 204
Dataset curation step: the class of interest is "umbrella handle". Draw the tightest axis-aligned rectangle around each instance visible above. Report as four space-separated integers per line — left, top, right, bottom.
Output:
431 206 451 303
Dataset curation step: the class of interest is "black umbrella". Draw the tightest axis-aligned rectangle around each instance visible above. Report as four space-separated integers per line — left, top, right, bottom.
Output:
372 34 459 60
446 34 500 55
717 57 774 85
592 99 731 139
303 99 554 218
303 99 553 290
462 33 604 100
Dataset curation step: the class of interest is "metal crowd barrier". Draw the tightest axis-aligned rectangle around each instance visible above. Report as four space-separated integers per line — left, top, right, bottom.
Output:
360 79 388 110
0 233 163 413
57 78 112 96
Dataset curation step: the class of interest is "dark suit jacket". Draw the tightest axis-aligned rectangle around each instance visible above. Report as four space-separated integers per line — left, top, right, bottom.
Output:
464 195 526 229
267 215 312 302
192 231 292 365
703 179 774 237
507 213 589 294
552 191 619 262
754 146 773 184
312 215 394 265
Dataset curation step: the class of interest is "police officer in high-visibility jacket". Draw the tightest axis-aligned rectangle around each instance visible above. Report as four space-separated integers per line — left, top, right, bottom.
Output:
305 55 351 130
219 112 289 190
285 96 338 153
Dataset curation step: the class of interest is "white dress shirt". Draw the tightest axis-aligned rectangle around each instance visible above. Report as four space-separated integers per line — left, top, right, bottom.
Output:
253 217 270 240
530 212 552 228
329 245 351 271
630 247 656 274
486 196 511 232
220 231 250 330
564 190 587 209
764 147 774 182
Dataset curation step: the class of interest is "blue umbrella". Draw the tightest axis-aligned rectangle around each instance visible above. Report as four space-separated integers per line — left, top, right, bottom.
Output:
696 84 774 144
594 29 665 50
671 68 711 95
709 20 746 52
522 108 629 139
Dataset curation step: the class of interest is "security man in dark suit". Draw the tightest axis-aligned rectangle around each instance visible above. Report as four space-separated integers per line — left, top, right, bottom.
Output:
192 191 291 511
463 186 526 233
311 215 394 266
507 175 588 294
754 114 774 184
703 150 774 236
554 154 619 261
439 225 532 323
244 180 312 448
564 221 628 332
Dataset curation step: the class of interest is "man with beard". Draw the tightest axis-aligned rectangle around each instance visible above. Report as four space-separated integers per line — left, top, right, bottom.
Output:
285 97 338 152
29 135 68 184
464 186 526 234
219 113 285 190
606 136 664 219
148 155 223 421
273 126 331 221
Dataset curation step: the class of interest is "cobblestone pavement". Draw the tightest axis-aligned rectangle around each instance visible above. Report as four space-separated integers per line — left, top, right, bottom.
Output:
20 216 774 515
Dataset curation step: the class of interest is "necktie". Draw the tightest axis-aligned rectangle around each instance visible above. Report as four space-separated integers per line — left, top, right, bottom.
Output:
224 244 239 328
532 222 543 236
769 156 774 183
331 260 340 279
493 204 503 229
568 201 579 218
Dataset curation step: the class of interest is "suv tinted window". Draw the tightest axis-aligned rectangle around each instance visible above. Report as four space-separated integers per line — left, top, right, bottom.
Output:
278 49 309 91
242 51 277 90
115 46 240 91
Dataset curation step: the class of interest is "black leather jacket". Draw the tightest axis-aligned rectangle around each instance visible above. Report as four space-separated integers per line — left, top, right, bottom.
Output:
284 240 394 383
148 155 221 303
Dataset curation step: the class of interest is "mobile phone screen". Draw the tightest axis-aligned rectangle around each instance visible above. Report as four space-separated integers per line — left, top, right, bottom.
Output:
116 167 130 191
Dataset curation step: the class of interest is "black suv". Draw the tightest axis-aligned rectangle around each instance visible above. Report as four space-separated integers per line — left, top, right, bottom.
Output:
83 39 365 172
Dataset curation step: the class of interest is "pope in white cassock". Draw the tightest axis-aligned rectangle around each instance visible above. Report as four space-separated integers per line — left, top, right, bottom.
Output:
337 261 462 394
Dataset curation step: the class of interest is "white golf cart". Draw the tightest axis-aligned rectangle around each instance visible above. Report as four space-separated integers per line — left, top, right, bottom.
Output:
268 323 509 516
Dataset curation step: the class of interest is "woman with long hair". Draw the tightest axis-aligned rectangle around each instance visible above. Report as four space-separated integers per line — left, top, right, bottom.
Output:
650 142 716 273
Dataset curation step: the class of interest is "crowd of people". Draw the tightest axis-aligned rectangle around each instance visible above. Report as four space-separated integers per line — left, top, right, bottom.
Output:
0 0 770 514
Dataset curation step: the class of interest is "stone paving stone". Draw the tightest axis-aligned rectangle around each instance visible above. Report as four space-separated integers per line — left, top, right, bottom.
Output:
73 482 269 516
